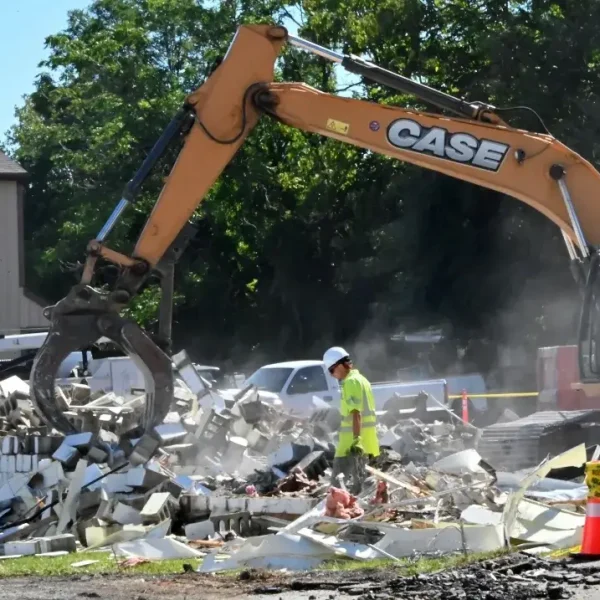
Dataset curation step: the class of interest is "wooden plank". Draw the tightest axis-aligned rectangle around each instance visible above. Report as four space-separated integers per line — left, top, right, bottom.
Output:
365 465 429 497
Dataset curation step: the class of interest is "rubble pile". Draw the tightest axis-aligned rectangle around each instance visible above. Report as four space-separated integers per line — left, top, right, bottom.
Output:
0 356 592 573
377 416 478 466
255 553 600 599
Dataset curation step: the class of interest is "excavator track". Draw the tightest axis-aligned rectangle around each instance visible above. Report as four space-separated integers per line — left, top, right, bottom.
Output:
476 410 600 471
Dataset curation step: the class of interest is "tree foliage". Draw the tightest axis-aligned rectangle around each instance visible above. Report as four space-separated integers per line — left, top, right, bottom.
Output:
7 0 600 384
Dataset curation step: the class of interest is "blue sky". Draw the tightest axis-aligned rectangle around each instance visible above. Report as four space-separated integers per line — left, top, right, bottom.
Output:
1 1 358 144
0 1 90 141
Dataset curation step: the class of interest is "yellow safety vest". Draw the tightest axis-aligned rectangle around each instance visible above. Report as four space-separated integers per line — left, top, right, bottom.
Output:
335 369 380 458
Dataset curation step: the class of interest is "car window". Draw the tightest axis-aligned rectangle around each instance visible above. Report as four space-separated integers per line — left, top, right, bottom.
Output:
245 367 293 393
287 366 328 395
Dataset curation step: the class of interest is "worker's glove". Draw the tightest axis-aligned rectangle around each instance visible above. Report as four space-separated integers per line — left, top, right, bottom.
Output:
349 436 364 456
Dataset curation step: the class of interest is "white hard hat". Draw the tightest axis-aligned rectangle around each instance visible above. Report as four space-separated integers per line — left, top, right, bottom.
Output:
323 346 350 370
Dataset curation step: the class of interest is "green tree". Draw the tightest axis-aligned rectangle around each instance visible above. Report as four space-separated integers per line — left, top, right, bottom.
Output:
6 0 600 383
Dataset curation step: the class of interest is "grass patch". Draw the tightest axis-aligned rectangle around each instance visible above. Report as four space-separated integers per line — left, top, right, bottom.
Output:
322 548 511 574
0 547 512 580
0 550 199 578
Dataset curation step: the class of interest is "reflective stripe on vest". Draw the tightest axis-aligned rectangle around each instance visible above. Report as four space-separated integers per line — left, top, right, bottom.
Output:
340 383 376 432
339 422 376 432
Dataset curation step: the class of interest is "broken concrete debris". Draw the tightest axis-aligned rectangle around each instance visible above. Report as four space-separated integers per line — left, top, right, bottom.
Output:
253 552 600 599
0 361 592 573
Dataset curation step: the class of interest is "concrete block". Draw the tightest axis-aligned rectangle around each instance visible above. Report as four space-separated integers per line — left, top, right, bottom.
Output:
83 464 106 492
52 443 80 468
179 494 210 519
172 350 207 396
140 492 177 524
210 510 252 536
2 436 15 455
222 436 248 471
156 479 184 500
84 523 123 547
33 437 47 455
86 446 108 463
246 428 268 451
161 443 196 462
49 436 65 454
128 434 160 466
112 502 143 525
54 386 70 411
78 488 103 513
184 519 215 540
246 496 315 516
163 411 182 424
173 474 195 493
71 383 91 402
95 498 113 521
19 436 34 454
99 429 120 446
102 473 132 494
208 496 228 513
5 539 40 556
268 441 312 469
154 422 188 445
20 454 32 473
7 473 30 497
379 429 400 447
37 460 65 488
16 485 38 513
234 451 265 479
126 465 168 489
116 493 147 511
0 376 29 398
64 432 95 452
226 497 247 512
294 450 328 480
238 397 265 425
231 418 253 438
38 534 76 554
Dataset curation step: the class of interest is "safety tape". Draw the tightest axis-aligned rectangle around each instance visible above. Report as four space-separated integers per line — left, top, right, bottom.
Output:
448 392 538 399
586 462 600 499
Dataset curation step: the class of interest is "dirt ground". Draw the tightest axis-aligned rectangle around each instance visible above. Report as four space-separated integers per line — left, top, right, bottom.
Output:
1 564 599 600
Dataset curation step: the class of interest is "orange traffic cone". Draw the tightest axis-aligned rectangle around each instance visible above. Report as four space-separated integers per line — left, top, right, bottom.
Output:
461 389 469 424
578 462 600 557
580 497 600 556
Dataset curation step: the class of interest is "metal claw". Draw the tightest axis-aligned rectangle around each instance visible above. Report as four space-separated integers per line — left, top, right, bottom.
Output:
30 284 174 435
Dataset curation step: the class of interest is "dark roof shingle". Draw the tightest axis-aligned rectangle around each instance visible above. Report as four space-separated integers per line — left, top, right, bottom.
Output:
0 150 27 181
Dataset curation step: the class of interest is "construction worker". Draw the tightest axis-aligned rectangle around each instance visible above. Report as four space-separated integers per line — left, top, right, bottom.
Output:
323 346 380 495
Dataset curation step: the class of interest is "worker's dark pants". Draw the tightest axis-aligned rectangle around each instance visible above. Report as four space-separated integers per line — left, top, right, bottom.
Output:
330 454 370 495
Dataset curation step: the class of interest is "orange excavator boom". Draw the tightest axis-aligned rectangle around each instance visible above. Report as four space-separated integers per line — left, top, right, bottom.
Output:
29 24 600 442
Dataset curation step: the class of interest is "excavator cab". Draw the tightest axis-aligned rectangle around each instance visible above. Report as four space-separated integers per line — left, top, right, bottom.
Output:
28 24 600 441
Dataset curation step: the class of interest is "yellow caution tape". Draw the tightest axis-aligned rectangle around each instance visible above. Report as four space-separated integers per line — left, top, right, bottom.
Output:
586 461 600 499
547 545 581 558
448 392 538 399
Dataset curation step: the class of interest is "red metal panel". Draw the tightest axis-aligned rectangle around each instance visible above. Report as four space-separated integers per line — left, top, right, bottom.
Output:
537 345 600 410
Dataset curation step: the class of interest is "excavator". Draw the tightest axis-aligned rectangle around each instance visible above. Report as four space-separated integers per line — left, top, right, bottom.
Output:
28 24 600 464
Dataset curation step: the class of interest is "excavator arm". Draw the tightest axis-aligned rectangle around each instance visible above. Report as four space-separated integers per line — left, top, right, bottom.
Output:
29 24 600 439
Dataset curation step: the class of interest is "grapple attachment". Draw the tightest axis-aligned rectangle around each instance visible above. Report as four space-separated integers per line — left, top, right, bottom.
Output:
30 283 173 436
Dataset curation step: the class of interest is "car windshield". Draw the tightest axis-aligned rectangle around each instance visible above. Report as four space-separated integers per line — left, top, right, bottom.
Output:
245 367 293 393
